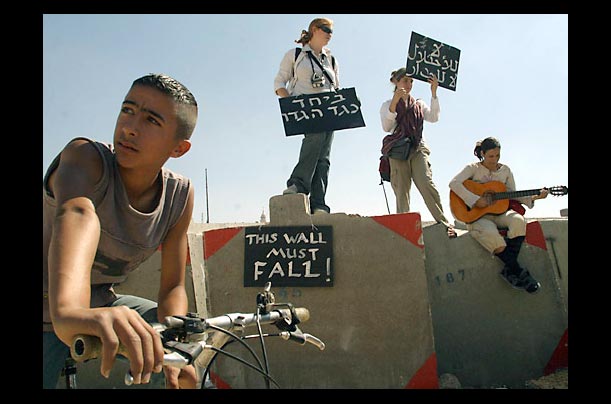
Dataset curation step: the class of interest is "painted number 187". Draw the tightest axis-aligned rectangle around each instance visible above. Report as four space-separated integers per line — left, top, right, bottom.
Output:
435 269 465 286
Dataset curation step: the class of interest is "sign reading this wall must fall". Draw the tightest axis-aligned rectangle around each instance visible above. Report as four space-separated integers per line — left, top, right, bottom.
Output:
406 32 461 91
244 226 333 287
279 87 365 136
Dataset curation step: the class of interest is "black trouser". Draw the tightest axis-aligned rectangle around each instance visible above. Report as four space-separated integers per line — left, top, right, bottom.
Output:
495 236 525 274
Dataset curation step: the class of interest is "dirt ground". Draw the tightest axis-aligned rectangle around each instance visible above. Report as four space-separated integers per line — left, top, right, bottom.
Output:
439 368 568 389
524 368 568 389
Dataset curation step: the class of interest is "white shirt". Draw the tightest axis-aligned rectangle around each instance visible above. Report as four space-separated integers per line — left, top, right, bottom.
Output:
274 44 339 96
379 97 440 146
449 162 535 209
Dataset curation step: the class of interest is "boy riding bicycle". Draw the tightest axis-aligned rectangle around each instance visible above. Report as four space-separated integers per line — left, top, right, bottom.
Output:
43 73 199 389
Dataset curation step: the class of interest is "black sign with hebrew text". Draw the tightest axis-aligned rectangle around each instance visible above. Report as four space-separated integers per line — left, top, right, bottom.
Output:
279 87 365 136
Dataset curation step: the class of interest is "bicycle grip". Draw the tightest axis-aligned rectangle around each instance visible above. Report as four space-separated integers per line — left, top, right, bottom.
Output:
70 334 129 363
293 307 310 323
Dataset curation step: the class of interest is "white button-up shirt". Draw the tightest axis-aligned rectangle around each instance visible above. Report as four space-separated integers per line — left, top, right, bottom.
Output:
274 44 339 96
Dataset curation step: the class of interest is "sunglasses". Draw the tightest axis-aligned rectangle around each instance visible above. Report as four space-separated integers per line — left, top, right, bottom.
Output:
318 25 333 34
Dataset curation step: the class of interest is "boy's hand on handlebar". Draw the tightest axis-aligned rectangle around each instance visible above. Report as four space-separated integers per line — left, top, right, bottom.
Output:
164 364 198 389
95 306 164 384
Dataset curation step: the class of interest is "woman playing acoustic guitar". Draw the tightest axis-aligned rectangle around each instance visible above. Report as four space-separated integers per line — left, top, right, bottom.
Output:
449 137 549 294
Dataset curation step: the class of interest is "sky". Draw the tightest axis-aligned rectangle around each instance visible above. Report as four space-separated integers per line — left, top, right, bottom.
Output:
43 13 568 225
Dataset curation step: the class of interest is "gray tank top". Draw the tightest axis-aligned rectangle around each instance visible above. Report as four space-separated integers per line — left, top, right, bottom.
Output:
42 137 191 331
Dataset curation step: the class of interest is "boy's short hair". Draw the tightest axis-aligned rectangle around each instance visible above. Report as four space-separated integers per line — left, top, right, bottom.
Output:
132 73 198 140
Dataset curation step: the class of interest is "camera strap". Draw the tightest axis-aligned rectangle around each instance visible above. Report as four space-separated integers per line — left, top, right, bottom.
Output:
306 51 336 88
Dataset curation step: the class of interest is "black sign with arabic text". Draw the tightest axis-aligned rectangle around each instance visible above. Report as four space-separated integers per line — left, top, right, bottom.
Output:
406 32 461 91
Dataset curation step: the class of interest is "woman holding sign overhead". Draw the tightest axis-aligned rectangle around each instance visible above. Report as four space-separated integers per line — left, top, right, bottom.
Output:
380 67 456 238
274 17 339 215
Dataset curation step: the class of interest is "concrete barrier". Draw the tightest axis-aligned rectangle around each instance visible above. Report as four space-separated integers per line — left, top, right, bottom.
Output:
422 220 568 388
202 194 437 388
538 219 568 316
54 202 568 389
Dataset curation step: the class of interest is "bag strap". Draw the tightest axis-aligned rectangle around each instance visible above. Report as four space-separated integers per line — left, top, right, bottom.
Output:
296 47 335 69
289 48 306 94
293 48 304 78
291 47 337 92
305 50 336 88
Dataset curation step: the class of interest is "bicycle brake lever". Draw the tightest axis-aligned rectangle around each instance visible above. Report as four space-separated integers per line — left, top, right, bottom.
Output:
303 334 326 351
163 341 203 366
302 333 325 351
125 371 134 386
123 350 192 386
256 282 276 314
281 328 326 351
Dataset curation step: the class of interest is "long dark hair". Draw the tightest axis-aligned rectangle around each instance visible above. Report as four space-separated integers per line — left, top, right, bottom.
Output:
473 137 501 161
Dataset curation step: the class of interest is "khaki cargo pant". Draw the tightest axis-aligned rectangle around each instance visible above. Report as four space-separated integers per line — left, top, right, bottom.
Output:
389 144 450 227
467 210 527 254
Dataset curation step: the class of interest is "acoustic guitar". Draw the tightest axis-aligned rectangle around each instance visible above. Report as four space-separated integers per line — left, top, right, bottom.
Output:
449 180 568 224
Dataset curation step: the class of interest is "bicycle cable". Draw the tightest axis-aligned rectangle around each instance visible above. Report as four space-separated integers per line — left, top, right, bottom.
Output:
199 324 267 388
201 333 285 389
202 345 280 389
255 309 271 389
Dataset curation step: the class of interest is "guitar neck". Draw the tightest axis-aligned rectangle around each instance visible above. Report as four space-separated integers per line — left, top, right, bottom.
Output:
493 189 540 201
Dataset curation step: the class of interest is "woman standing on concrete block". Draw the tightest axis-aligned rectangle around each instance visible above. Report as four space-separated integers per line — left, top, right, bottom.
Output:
380 67 456 238
274 17 339 215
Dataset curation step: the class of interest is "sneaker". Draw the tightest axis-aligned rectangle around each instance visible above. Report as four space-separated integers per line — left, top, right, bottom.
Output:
500 267 541 294
283 184 299 195
312 208 328 215
519 269 541 294
500 267 526 291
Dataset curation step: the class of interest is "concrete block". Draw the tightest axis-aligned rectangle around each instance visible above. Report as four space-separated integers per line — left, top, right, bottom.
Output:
269 193 311 225
201 210 437 388
538 219 568 317
422 221 568 388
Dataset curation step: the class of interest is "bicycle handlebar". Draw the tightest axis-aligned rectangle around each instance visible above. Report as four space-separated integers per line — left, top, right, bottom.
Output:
70 307 313 363
203 307 309 330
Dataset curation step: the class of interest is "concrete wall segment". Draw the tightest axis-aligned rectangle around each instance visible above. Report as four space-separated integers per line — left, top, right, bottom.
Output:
422 220 568 388
202 194 436 388
56 194 567 389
